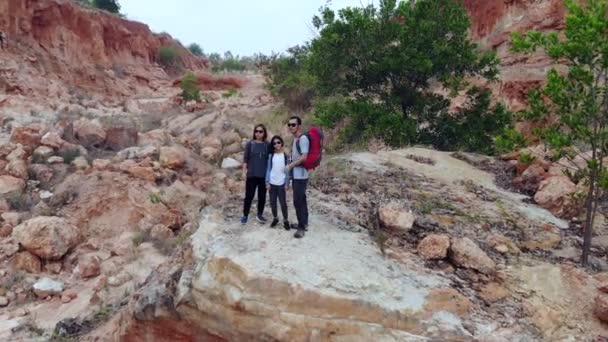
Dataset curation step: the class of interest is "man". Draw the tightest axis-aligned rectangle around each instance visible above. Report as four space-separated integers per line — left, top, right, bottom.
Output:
286 116 309 238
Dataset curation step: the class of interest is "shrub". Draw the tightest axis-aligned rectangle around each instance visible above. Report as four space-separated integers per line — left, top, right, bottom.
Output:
188 43 204 56
180 72 201 102
158 46 179 69
92 0 120 13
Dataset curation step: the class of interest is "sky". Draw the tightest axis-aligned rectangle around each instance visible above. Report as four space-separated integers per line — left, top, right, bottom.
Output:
120 0 373 56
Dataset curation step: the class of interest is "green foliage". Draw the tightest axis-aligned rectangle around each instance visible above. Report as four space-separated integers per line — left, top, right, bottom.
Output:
92 0 120 13
188 43 204 56
180 72 201 102
265 0 510 153
510 0 608 266
518 152 536 165
495 128 527 154
158 46 179 69
222 88 239 98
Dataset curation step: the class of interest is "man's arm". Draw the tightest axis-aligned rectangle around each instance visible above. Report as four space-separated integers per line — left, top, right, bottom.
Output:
288 136 309 170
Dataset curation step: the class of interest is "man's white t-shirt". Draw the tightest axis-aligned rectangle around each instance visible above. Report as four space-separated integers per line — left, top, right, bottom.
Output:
269 153 287 186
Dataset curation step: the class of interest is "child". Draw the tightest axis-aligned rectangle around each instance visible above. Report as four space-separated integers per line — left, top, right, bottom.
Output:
265 135 290 229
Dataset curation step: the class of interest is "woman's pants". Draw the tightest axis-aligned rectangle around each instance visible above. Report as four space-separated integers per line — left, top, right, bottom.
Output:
243 177 266 217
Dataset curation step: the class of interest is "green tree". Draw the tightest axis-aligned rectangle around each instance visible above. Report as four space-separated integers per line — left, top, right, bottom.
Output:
188 43 204 57
511 0 608 266
92 0 120 13
180 72 201 102
264 46 316 111
302 0 505 151
158 46 178 68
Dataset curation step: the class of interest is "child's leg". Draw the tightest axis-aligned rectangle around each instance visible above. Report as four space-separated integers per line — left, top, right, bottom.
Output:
278 185 288 222
269 185 278 219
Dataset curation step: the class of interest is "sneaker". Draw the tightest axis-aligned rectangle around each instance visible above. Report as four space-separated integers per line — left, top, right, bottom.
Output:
256 215 267 223
270 218 279 228
294 229 305 239
283 221 290 230
240 216 248 225
290 223 299 230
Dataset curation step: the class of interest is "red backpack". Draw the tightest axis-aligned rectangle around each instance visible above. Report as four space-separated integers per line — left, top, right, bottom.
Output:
296 126 324 170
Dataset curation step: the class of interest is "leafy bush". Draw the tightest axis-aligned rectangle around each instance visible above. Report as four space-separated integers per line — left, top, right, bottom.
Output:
180 72 201 102
158 46 179 69
92 0 120 13
188 43 204 56
266 0 511 153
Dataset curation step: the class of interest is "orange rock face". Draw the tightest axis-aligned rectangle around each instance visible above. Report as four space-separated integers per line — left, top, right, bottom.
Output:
463 0 567 110
0 0 206 100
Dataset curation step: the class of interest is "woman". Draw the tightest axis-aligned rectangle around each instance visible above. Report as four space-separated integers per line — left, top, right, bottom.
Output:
265 135 290 230
241 124 270 224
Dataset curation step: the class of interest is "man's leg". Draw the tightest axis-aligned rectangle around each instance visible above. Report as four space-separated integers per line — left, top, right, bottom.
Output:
301 179 308 228
293 180 306 237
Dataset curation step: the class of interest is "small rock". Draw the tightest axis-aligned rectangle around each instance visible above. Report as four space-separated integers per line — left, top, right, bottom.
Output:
0 224 12 237
92 159 111 170
200 146 221 162
598 282 608 294
13 251 42 274
75 254 101 279
45 262 62 274
10 126 41 149
417 234 450 260
93 275 108 291
41 132 66 149
379 205 415 231
128 166 157 183
61 289 78 304
33 146 54 161
39 191 53 200
71 156 89 170
150 224 173 240
160 146 187 170
0 296 8 307
449 237 496 275
479 282 509 303
105 127 138 151
33 277 64 298
107 273 131 287
47 156 64 164
221 157 241 169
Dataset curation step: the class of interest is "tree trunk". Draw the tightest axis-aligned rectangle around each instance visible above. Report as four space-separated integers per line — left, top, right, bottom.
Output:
582 172 598 266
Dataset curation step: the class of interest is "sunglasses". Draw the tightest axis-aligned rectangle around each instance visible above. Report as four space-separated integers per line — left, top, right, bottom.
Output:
255 130 264 133
272 141 282 145
287 123 298 127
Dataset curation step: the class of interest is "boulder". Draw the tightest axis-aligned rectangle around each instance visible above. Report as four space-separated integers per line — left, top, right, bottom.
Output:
0 175 26 199
92 159 111 170
449 237 496 274
71 156 90 170
379 205 415 231
199 137 222 151
6 145 26 163
598 282 608 294
160 146 187 170
33 277 64 298
200 147 221 163
595 294 608 323
5 159 28 179
2 212 22 227
150 224 173 240
513 163 546 194
0 224 12 238
534 176 580 218
73 119 106 148
75 254 101 279
13 251 42 274
33 146 55 161
417 234 450 260
479 282 509 303
105 127 138 151
222 142 243 156
0 296 8 307
220 131 241 146
28 164 54 187
221 157 241 169
128 166 157 183
12 216 79 260
10 126 41 149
